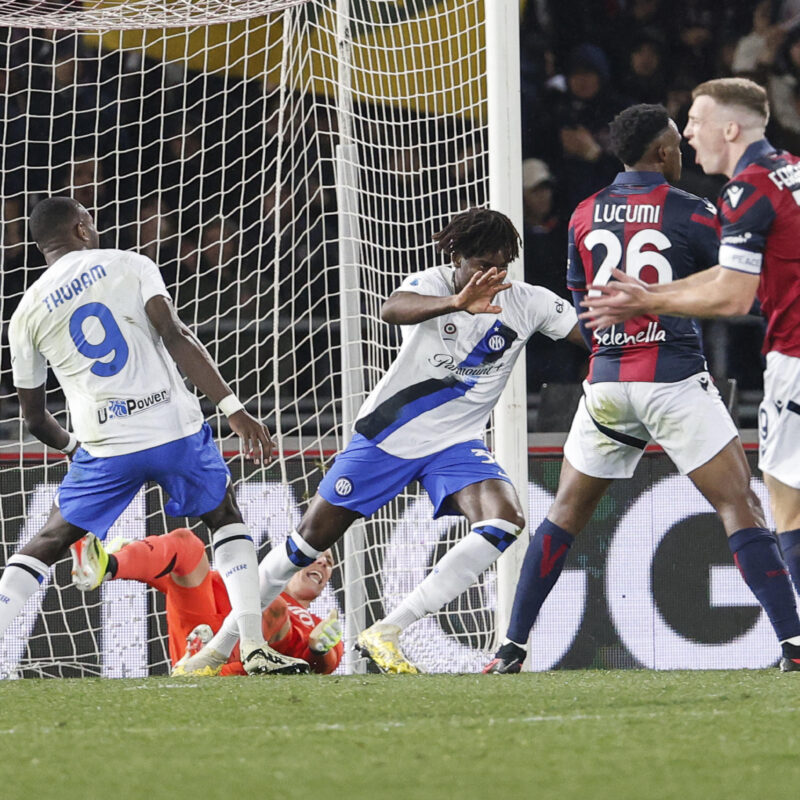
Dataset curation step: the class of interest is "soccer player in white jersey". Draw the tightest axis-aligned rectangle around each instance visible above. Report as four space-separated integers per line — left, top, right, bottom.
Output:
0 197 307 677
179 207 585 675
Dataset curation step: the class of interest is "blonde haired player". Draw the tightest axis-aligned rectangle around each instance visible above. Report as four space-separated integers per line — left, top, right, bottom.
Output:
583 81 800 672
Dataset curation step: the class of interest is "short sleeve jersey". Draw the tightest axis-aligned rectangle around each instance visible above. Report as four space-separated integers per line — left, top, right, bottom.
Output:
567 171 720 382
9 248 204 456
716 138 800 357
353 266 577 458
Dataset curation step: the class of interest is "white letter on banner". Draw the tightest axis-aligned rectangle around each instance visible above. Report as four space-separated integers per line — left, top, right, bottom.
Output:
606 475 779 669
381 482 586 673
101 490 147 678
0 484 59 678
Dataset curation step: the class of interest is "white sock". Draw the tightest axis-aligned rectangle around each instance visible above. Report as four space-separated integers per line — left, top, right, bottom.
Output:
502 638 528 651
781 636 800 646
259 530 322 609
211 524 262 646
383 519 521 631
203 611 241 660
0 555 49 636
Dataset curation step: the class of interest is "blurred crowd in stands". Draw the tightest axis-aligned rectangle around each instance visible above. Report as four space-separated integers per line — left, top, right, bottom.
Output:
519 0 800 400
2 2 799 426
0 26 340 329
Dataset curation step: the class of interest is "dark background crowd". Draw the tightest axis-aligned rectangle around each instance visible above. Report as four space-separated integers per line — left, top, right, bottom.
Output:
519 0 800 424
1 1 798 430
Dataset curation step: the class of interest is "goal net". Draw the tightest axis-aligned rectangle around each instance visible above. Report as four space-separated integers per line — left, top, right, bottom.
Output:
0 0 520 678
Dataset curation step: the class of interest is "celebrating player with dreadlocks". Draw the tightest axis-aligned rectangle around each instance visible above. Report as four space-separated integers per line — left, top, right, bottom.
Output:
178 207 585 676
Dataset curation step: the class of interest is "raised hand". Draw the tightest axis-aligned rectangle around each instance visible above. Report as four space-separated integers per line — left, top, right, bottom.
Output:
581 268 654 329
456 267 512 315
308 608 342 654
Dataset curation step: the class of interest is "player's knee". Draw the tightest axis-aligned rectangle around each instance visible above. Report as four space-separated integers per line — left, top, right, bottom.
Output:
169 527 206 575
508 510 526 532
746 488 767 526
473 517 524 552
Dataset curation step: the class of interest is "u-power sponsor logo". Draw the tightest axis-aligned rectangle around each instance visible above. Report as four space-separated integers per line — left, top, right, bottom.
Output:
97 389 170 424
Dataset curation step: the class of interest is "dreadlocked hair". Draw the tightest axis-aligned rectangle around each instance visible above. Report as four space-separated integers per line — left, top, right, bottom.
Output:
433 207 520 263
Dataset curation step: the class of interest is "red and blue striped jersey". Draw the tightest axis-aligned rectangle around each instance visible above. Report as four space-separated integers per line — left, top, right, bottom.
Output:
717 138 800 358
568 171 720 383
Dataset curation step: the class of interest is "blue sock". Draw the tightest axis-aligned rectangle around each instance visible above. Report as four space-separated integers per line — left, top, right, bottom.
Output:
729 527 800 641
778 528 800 596
506 519 574 646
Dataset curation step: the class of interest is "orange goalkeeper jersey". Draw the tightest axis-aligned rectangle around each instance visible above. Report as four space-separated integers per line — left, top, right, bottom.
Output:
164 569 342 675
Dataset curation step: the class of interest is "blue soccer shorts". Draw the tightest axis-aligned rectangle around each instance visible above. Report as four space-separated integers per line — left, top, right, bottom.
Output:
317 433 511 518
57 422 230 538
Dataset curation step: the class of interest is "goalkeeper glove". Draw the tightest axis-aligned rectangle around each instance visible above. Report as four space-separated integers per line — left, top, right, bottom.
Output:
308 609 342 654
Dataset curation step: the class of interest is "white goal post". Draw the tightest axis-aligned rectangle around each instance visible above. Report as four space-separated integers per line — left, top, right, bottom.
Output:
0 0 525 677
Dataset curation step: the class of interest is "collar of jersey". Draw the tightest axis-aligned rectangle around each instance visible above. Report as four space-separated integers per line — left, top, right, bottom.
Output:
438 264 456 294
733 137 776 176
612 171 667 186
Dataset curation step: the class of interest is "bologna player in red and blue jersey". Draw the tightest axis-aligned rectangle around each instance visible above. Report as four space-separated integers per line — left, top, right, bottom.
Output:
485 103 800 675
567 159 719 383
582 80 800 673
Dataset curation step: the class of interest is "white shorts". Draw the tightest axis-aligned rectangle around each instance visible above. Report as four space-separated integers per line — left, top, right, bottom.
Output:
563 372 738 479
758 351 800 488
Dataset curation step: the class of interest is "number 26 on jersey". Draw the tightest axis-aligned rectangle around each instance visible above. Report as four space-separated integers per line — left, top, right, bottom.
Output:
585 228 673 297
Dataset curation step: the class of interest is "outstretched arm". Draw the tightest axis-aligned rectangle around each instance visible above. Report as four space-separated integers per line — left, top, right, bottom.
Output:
649 265 725 293
581 267 760 329
145 295 273 463
381 267 511 325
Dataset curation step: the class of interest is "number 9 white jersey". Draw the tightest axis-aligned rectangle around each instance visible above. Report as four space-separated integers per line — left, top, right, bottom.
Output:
9 248 204 456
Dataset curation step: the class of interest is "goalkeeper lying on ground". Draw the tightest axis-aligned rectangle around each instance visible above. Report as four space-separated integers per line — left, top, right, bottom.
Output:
71 528 343 675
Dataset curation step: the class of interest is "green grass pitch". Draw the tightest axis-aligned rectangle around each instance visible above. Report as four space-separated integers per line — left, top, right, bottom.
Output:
1 670 798 800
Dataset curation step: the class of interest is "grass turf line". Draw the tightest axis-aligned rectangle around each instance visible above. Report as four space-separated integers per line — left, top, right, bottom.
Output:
1 670 798 800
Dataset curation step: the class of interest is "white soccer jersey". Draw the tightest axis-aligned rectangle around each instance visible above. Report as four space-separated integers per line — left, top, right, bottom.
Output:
9 248 204 457
354 265 577 458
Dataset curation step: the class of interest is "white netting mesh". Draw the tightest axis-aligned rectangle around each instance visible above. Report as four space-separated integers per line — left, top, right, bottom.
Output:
0 1 308 30
0 0 498 677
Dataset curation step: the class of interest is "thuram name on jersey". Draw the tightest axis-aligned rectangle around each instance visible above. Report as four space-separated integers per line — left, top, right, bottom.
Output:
42 263 108 312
